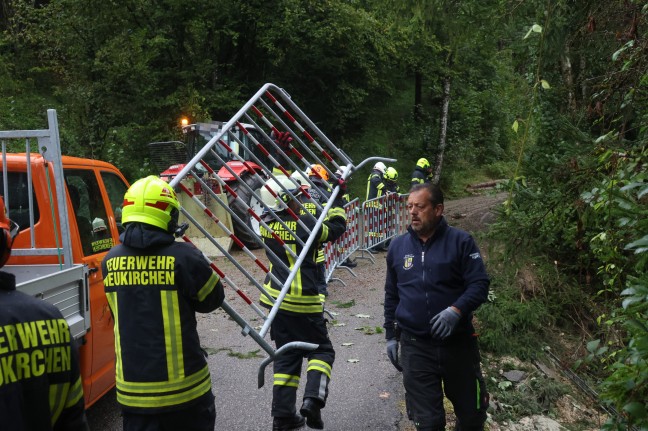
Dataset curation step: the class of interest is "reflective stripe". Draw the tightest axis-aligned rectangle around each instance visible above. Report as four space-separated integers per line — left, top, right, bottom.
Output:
274 373 300 388
320 224 329 242
285 244 301 297
65 376 84 408
327 207 346 220
307 359 332 379
105 291 124 381
49 382 68 426
116 365 211 408
197 272 219 302
160 290 184 380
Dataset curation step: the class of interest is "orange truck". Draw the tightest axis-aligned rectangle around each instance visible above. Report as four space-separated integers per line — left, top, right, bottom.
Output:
0 110 129 407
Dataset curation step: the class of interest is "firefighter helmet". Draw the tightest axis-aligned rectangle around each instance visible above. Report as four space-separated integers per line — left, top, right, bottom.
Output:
259 176 302 211
416 158 430 169
384 167 398 181
0 196 19 268
335 165 348 178
308 164 329 181
121 176 180 232
290 170 310 187
373 162 386 174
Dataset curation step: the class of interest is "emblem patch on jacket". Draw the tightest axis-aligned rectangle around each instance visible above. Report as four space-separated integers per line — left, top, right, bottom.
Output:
470 252 482 260
403 254 414 270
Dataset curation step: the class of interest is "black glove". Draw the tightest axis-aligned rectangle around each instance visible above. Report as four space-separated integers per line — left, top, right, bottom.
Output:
386 339 402 372
429 307 461 339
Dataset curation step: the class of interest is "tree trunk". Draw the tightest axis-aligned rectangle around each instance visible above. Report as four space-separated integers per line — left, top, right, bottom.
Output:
432 76 451 185
561 43 576 113
414 71 423 123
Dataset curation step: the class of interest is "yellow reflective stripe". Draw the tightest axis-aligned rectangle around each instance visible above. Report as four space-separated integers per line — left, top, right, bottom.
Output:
285 244 302 297
327 207 346 220
64 376 84 408
274 373 300 387
316 249 325 263
319 224 328 242
160 290 184 380
319 293 326 303
49 382 68 426
307 359 332 378
105 291 123 381
117 364 209 392
197 272 219 302
117 367 211 408
260 293 323 313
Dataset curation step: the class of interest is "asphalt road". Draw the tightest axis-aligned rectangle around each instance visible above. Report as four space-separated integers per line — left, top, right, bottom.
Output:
86 249 408 430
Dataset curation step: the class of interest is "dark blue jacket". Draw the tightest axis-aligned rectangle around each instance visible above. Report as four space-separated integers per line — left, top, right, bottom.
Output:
384 217 489 340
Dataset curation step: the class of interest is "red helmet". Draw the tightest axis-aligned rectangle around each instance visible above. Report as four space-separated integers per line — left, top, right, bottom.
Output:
0 196 19 268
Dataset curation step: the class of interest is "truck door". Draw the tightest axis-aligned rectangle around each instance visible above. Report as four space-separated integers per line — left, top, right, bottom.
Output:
64 168 128 406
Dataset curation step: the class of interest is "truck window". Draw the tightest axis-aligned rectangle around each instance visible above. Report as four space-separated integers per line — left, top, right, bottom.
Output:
0 172 40 232
100 171 129 233
65 170 113 256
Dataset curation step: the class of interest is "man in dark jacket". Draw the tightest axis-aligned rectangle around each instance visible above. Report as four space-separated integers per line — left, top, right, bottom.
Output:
102 176 225 431
259 177 347 430
0 197 89 431
383 183 490 431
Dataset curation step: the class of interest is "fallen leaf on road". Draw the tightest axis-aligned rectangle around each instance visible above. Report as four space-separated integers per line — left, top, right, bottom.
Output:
379 392 390 399
333 322 346 327
347 359 360 363
341 342 354 347
355 314 371 318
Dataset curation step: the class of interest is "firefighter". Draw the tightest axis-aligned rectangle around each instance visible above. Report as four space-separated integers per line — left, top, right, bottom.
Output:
384 183 490 431
306 164 333 298
384 166 400 194
101 176 225 431
411 157 433 188
0 196 89 431
334 165 357 268
259 176 347 430
366 162 387 252
366 161 386 201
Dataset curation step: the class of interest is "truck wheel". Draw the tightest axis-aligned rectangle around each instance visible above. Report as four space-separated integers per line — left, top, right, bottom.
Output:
228 172 264 249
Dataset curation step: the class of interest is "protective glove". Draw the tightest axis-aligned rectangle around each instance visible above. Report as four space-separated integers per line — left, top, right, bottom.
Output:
336 177 347 193
386 339 403 372
429 307 461 339
273 131 293 149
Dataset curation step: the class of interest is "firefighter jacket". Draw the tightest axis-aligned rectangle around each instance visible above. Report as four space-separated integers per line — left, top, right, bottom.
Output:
0 271 88 431
260 196 347 314
410 166 430 187
384 217 489 341
102 223 224 413
366 170 385 201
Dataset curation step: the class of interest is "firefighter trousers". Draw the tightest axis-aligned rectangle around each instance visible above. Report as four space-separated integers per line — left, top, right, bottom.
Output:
270 312 335 417
400 331 489 431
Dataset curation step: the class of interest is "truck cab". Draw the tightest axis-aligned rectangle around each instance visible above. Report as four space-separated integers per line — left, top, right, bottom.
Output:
1 119 129 407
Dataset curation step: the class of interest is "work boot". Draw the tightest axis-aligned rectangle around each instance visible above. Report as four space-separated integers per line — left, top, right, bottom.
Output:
300 398 324 429
273 414 305 431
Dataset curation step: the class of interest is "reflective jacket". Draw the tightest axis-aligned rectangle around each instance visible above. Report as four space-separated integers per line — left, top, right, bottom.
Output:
410 166 430 188
260 197 346 314
384 218 489 341
102 223 224 412
366 170 385 200
0 271 87 431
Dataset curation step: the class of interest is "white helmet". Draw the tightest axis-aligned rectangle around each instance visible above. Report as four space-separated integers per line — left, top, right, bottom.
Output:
373 162 386 174
335 165 348 177
259 176 301 211
290 170 310 187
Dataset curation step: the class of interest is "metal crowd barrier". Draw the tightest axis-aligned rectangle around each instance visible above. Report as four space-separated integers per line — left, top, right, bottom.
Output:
360 193 406 255
166 83 393 387
323 198 361 284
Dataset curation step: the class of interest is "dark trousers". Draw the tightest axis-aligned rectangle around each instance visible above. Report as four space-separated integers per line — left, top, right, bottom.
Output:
400 332 488 431
270 312 335 417
122 393 216 431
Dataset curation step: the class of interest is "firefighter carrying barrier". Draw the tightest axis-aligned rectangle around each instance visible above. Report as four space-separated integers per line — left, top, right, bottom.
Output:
167 83 393 388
